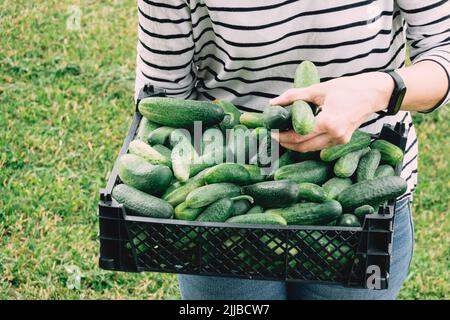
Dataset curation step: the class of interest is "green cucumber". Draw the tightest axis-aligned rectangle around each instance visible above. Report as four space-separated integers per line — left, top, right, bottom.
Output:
226 213 287 226
147 126 176 146
136 117 159 141
297 183 328 203
356 149 381 182
274 160 330 185
242 180 299 208
246 205 264 214
174 202 204 221
267 200 342 225
262 105 291 130
292 100 315 135
112 184 173 218
239 112 265 128
139 97 225 128
186 183 241 208
117 154 172 196
320 130 372 162
196 195 253 222
152 144 172 160
242 165 265 183
354 204 376 220
336 176 407 210
322 177 353 200
204 163 251 185
215 100 241 130
128 140 171 167
337 214 361 227
371 139 404 166
162 169 208 206
374 164 396 178
231 199 252 216
333 147 370 178
292 61 320 135
294 60 320 88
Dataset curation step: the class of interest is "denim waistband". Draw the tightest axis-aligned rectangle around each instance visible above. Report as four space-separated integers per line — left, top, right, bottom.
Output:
395 196 411 212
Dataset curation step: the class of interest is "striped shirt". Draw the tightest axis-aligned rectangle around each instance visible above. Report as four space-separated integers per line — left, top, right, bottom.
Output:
135 0 450 200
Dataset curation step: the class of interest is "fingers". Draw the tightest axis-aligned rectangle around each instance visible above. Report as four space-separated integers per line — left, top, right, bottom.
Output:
270 84 324 106
280 134 334 152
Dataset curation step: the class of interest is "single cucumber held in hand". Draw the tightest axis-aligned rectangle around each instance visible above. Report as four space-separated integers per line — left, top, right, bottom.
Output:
139 97 224 128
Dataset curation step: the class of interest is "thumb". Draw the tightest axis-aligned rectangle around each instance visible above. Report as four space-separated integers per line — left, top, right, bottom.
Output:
270 84 325 106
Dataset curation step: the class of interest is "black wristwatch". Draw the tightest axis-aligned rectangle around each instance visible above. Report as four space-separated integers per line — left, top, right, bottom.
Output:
384 70 407 115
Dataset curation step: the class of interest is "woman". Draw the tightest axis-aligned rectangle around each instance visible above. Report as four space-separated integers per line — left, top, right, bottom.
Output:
135 0 449 300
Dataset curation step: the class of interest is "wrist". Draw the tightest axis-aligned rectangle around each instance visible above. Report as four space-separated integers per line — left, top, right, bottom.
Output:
369 71 395 113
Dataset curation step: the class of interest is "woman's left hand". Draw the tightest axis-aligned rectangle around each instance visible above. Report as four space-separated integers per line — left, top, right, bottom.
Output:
270 72 395 152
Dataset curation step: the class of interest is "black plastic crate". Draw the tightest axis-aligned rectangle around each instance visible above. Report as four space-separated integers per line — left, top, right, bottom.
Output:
98 85 408 289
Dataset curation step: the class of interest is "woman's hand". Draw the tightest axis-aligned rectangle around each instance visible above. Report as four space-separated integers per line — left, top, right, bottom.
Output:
270 72 395 152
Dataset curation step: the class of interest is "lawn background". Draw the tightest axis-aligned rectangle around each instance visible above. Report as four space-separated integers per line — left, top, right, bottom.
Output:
1 0 448 299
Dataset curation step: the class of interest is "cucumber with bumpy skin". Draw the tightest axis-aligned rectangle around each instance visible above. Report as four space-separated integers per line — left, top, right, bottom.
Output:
128 140 171 167
336 176 407 210
297 183 328 203
267 200 342 225
118 154 172 196
354 204 376 220
242 165 265 183
112 184 173 218
337 214 361 227
240 112 265 128
215 100 241 130
356 149 381 182
162 169 208 206
274 160 330 185
322 177 352 200
246 205 264 214
204 163 251 185
374 164 396 178
333 147 369 178
148 126 176 146
292 61 320 135
175 202 203 221
139 97 225 128
196 195 253 222
186 183 241 208
242 180 299 208
226 213 287 226
371 139 404 166
320 130 371 162
136 117 159 141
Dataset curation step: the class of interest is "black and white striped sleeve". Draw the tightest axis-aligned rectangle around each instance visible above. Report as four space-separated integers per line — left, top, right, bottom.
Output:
397 0 450 110
135 0 196 100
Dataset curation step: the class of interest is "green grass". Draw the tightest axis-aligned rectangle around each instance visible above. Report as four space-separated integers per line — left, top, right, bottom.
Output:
0 0 448 299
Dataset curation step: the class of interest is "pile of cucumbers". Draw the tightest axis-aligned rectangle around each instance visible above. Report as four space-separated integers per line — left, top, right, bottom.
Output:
112 61 407 228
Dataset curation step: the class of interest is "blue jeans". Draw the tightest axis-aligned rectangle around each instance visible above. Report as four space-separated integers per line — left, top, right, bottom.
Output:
178 197 414 300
